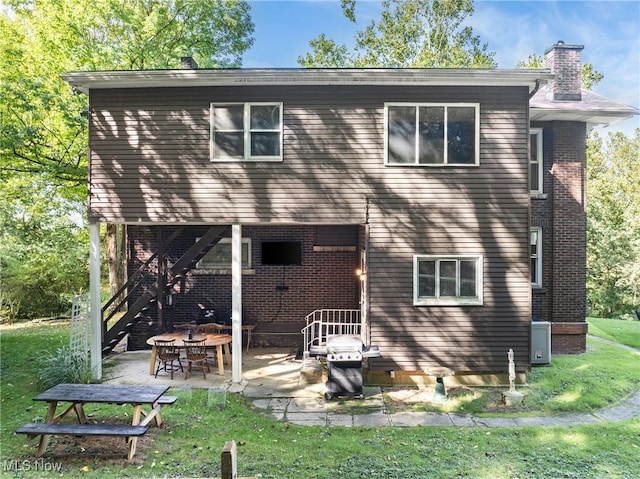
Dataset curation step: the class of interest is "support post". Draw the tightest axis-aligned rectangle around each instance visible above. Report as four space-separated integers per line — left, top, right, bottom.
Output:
221 440 238 479
89 222 103 380
231 224 242 383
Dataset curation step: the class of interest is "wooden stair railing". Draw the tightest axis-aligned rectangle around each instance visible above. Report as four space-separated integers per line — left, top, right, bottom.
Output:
102 225 230 354
102 228 185 337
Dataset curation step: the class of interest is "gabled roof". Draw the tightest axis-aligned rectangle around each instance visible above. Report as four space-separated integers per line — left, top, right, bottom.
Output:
530 85 639 127
62 68 551 94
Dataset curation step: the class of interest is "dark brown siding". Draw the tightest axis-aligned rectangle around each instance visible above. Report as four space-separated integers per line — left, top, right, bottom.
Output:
90 84 531 372
365 89 531 373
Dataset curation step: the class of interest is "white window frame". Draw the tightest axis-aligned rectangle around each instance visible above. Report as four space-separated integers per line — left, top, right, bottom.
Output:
531 227 542 288
197 238 252 270
413 254 484 306
385 103 480 166
210 102 283 162
530 128 543 195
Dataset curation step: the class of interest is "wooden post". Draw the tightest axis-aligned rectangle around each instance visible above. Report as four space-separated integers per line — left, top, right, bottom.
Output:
221 440 237 479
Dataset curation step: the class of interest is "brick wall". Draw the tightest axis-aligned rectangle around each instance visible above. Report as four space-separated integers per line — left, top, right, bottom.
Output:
126 225 361 350
530 120 588 354
551 120 587 327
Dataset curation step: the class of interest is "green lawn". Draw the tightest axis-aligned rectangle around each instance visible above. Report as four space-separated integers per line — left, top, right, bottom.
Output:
587 316 640 349
1 319 639 478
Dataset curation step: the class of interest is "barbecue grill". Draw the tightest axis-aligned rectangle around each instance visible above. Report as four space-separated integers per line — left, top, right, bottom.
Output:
310 335 380 400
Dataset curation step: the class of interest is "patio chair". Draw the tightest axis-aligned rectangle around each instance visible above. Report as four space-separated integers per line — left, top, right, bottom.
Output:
184 339 210 379
154 339 183 379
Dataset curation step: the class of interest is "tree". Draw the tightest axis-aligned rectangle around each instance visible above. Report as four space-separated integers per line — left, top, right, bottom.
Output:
298 0 496 68
0 176 89 320
586 130 640 318
0 0 255 319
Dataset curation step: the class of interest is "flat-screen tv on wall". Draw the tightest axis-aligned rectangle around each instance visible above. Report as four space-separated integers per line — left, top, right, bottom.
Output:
261 241 302 265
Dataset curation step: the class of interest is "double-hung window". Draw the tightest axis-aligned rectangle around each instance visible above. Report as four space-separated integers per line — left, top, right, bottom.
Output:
530 128 543 194
530 227 542 288
386 103 479 166
211 103 283 161
414 255 483 306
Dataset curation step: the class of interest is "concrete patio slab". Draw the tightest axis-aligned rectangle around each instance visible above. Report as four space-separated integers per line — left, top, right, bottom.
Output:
105 346 640 429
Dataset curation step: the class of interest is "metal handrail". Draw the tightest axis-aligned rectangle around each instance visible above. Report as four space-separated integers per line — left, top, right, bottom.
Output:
301 309 361 367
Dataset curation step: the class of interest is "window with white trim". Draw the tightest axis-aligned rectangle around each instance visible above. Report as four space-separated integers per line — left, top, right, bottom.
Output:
197 238 251 270
211 103 282 161
414 255 483 305
531 227 542 287
530 128 543 194
386 103 479 166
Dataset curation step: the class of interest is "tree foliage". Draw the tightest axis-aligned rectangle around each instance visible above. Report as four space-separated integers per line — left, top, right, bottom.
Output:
586 130 640 318
0 176 89 320
298 0 496 68
0 0 255 320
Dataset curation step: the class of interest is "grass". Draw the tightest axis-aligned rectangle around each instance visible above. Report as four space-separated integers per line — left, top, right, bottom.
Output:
1 319 639 478
587 316 640 349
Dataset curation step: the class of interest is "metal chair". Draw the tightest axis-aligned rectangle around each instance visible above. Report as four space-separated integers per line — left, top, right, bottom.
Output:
184 339 210 379
154 339 183 379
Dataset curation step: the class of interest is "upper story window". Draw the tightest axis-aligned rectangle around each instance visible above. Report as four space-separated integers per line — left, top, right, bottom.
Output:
530 128 543 194
413 254 483 306
385 103 479 166
198 238 251 270
531 227 542 288
211 103 283 161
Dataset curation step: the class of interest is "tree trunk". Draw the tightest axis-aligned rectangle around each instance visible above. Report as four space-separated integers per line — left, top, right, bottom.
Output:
106 223 126 308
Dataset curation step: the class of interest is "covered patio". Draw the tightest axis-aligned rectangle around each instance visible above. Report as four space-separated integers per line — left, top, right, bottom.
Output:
104 347 327 399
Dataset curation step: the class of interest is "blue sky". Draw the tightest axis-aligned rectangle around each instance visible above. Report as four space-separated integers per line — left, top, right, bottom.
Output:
243 0 640 135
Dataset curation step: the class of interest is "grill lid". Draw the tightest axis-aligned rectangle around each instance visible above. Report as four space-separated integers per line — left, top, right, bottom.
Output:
326 335 362 352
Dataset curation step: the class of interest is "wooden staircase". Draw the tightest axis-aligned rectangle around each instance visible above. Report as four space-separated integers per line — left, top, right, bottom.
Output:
101 225 230 354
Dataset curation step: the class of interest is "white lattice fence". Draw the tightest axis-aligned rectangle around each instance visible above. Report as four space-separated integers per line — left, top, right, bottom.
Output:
70 293 90 360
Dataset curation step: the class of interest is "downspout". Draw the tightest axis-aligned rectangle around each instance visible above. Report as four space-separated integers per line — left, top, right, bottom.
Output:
529 80 542 99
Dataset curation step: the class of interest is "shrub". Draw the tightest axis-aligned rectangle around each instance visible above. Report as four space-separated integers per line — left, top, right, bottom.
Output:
37 346 96 390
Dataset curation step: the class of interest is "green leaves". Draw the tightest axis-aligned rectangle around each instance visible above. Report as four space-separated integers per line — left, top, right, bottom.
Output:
587 130 640 317
1 0 255 321
299 0 496 68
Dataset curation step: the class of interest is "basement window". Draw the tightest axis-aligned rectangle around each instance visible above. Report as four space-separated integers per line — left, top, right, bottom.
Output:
414 254 483 306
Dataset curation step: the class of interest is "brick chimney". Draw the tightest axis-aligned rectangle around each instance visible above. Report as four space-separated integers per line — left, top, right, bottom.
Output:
180 56 199 69
544 41 583 101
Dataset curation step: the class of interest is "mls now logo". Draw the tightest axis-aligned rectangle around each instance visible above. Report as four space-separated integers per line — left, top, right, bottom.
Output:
2 459 62 472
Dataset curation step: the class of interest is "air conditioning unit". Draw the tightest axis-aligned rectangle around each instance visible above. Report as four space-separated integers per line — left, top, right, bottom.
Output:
531 321 551 364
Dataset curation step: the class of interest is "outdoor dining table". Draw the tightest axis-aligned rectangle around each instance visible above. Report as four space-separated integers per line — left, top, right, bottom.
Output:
174 322 256 350
147 332 232 376
19 383 171 460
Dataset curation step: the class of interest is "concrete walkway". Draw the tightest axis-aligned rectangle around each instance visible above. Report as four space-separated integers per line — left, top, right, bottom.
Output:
249 388 640 428
106 340 640 428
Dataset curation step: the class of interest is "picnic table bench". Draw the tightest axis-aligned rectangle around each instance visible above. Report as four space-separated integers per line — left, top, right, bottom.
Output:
16 384 176 460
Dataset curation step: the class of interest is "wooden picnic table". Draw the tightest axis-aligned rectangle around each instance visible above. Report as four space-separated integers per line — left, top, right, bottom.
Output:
16 383 173 460
147 332 232 376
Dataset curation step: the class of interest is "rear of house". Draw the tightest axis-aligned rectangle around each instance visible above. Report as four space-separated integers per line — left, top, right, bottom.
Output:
65 41 637 384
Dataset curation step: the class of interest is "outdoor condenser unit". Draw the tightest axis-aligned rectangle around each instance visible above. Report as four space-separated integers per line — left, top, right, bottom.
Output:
531 321 551 365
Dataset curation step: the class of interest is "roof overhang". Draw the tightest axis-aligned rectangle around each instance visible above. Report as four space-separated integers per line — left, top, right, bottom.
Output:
530 88 639 127
62 68 553 94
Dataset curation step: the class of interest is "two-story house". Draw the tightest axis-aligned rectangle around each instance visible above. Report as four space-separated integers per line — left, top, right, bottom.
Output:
64 41 637 384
